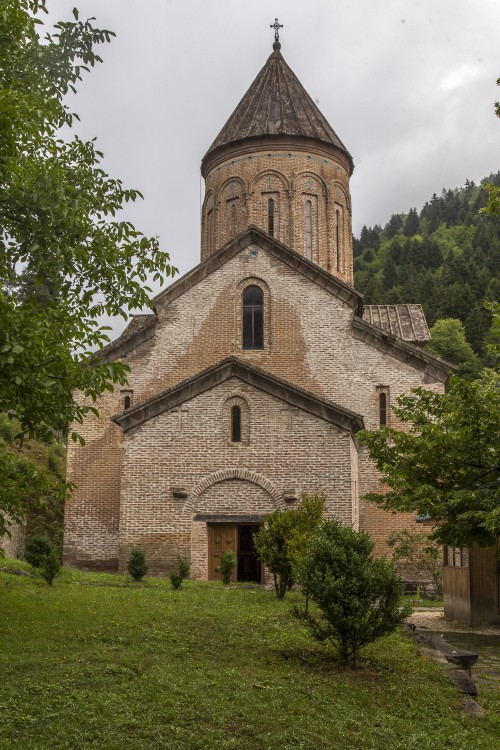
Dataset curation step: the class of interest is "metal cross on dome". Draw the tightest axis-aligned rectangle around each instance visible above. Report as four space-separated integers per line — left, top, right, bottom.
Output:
270 18 283 42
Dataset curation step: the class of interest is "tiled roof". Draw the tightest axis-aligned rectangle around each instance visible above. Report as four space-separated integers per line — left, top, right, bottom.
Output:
202 42 352 171
362 305 431 344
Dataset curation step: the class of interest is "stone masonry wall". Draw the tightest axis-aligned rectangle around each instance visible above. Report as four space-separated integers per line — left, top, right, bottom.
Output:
64 243 447 570
118 378 355 577
201 151 353 285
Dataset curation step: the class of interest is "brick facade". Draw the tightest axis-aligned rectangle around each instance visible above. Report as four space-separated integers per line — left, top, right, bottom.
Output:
201 150 353 285
63 43 452 578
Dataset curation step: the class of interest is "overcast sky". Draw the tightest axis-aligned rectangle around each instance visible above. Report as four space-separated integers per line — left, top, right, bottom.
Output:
48 0 499 335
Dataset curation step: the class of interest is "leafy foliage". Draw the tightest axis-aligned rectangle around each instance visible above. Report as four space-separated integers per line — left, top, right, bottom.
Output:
24 533 61 584
0 1 175 535
387 530 443 598
0 441 67 539
294 520 410 666
358 372 500 547
40 546 61 585
253 493 325 598
127 548 148 582
169 555 190 590
219 549 236 585
24 533 52 568
354 173 500 370
481 78 500 216
426 318 480 377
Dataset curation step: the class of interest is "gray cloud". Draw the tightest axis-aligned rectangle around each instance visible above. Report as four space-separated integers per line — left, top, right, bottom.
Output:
47 0 499 336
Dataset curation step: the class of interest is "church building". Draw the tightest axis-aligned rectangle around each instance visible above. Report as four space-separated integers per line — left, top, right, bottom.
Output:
63 32 452 581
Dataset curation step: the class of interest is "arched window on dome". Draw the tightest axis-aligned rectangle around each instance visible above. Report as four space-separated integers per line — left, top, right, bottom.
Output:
242 285 264 350
305 200 312 260
268 198 275 236
207 208 214 252
336 207 344 272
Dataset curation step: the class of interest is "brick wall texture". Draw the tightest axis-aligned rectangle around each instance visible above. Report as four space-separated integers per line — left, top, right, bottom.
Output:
63 70 449 578
201 150 353 285
64 239 447 576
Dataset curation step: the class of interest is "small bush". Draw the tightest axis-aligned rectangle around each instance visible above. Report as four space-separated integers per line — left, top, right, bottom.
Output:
25 535 53 568
219 549 236 585
127 548 148 582
294 520 411 666
40 549 61 585
253 493 324 598
0 414 16 443
170 555 190 590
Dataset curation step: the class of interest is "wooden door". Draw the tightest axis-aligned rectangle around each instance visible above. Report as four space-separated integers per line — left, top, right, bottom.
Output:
208 524 237 581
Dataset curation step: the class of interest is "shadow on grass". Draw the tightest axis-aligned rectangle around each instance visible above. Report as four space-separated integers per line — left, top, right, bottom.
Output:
277 645 383 677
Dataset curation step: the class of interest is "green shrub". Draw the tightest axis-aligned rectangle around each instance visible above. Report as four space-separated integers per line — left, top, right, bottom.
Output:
294 520 411 666
127 548 148 582
0 414 16 443
25 535 53 568
219 549 236 585
40 548 61 585
170 555 190 590
253 493 324 598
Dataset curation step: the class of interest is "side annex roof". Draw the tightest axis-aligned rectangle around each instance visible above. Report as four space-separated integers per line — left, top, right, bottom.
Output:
111 357 364 438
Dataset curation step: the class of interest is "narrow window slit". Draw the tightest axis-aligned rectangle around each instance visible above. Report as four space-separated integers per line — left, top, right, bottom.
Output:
231 406 241 442
268 198 275 236
305 200 312 260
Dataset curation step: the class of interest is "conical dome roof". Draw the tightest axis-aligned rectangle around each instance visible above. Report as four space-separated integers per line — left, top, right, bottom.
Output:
201 42 353 176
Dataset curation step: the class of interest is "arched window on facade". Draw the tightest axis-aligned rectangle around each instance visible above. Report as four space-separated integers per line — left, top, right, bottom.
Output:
242 285 264 350
305 200 312 260
231 405 242 442
379 392 387 427
268 198 275 236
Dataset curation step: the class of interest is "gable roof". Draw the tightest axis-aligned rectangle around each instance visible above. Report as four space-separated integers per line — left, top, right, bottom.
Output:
363 304 431 344
352 316 455 383
98 226 363 362
201 43 353 176
112 356 364 437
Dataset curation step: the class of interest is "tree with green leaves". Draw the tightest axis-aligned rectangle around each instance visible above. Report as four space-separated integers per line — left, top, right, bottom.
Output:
0 1 175 538
387 530 443 598
481 77 500 216
358 372 500 548
293 520 410 666
127 548 148 582
253 493 325 598
426 318 479 377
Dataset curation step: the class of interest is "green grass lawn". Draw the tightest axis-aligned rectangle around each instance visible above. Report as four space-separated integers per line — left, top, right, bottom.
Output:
0 559 498 750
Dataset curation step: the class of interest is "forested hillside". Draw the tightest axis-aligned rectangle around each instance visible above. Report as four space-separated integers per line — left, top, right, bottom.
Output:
354 173 500 373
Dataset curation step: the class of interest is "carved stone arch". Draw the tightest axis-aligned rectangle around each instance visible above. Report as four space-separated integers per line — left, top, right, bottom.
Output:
201 190 216 259
235 276 271 353
332 181 351 210
202 188 215 213
216 176 248 248
216 175 248 201
250 169 290 193
186 468 283 514
250 169 289 243
292 170 328 199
